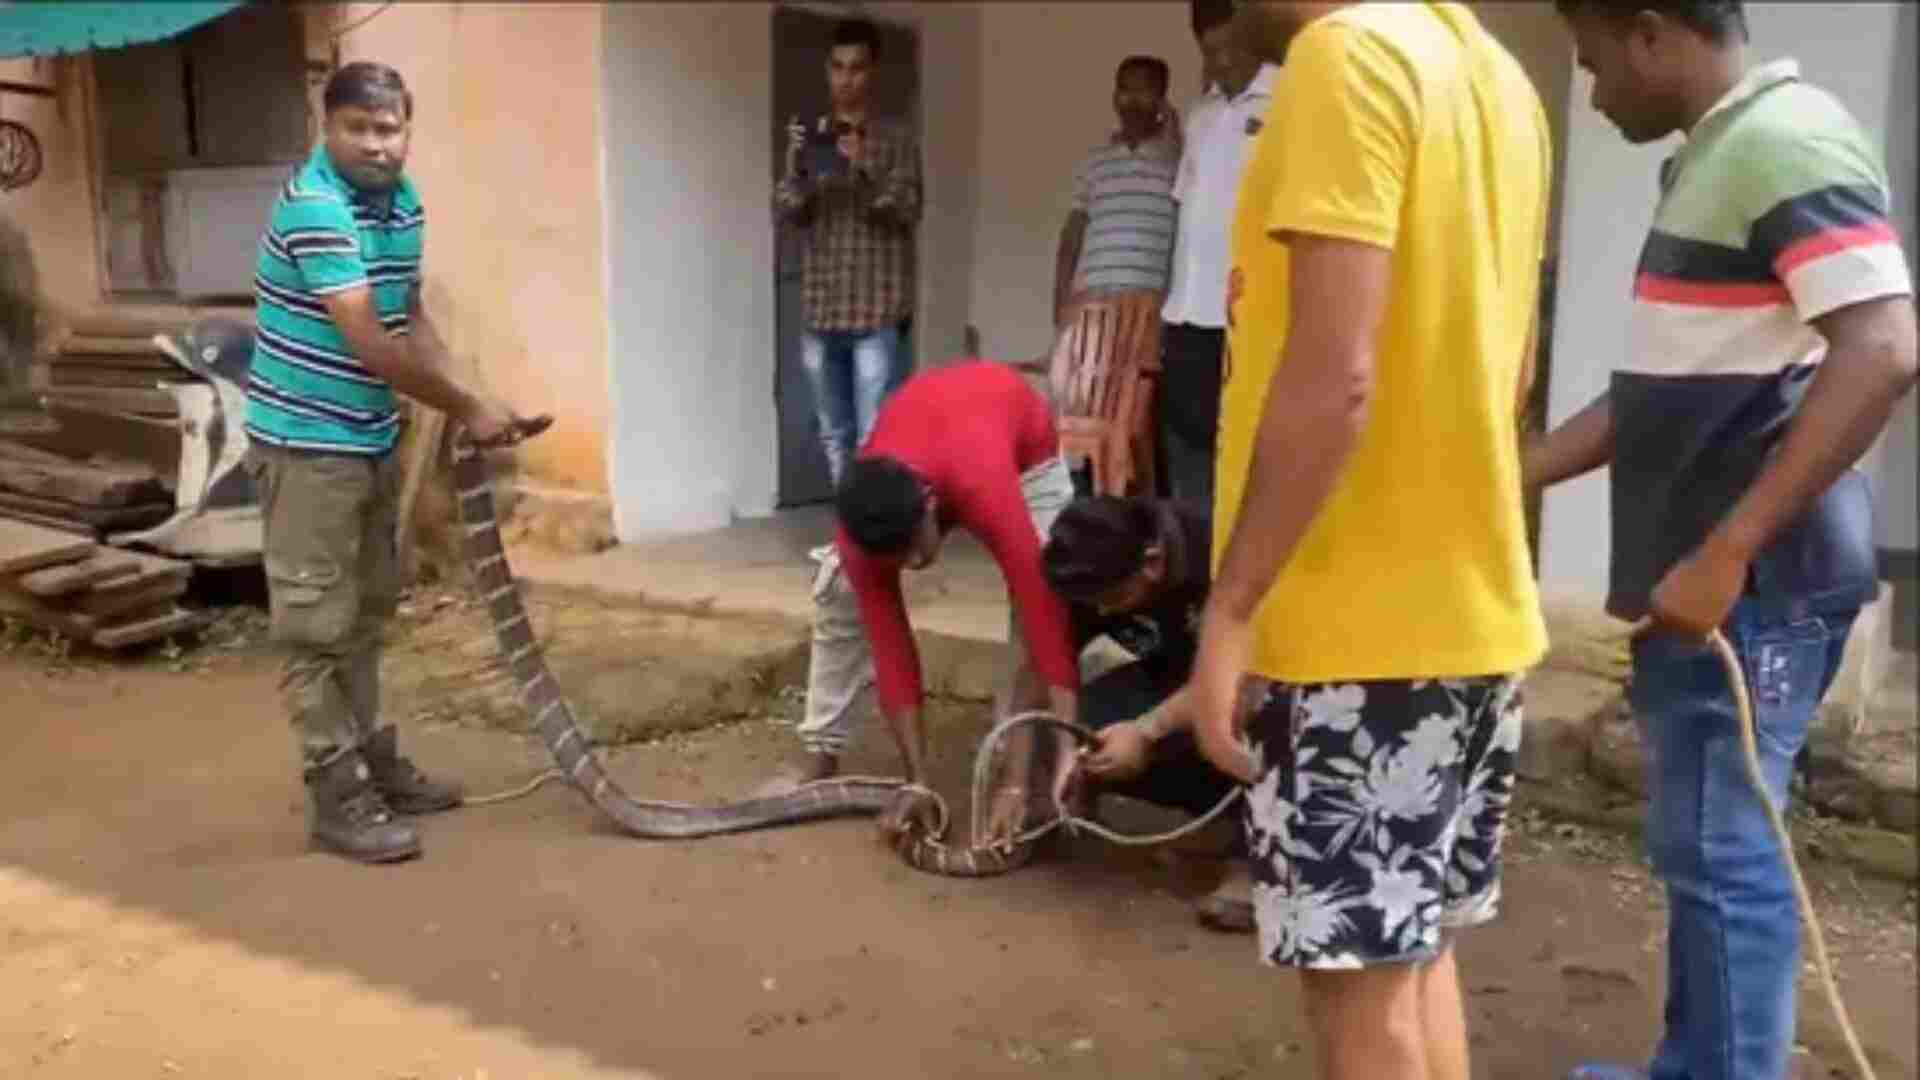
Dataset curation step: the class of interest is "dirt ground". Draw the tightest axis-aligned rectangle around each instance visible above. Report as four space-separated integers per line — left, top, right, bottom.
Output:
0 596 1914 1080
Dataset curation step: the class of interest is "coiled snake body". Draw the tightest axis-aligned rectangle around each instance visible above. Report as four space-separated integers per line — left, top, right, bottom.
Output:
452 441 1037 877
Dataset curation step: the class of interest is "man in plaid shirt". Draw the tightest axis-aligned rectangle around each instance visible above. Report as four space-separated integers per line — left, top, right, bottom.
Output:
775 17 923 486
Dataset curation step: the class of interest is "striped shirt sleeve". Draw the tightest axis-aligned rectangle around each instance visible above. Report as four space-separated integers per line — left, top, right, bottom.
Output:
275 195 367 295
1748 140 1914 321
1070 151 1093 214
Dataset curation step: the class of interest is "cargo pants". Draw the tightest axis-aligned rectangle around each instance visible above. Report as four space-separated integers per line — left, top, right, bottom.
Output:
247 444 403 767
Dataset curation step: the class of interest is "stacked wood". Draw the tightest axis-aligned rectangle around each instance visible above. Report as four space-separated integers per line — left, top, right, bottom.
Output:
0 439 172 539
39 314 201 422
0 516 206 648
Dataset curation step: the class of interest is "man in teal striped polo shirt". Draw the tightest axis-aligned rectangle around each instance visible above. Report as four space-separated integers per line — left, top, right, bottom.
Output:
1532 3 1917 1077
247 62 542 865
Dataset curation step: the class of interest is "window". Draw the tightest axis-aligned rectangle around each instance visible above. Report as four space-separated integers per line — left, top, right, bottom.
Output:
94 2 309 297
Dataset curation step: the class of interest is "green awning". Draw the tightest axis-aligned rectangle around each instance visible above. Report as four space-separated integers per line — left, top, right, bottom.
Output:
0 1 247 59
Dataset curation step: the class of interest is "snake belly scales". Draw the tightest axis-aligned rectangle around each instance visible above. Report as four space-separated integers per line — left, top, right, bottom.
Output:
452 441 1036 877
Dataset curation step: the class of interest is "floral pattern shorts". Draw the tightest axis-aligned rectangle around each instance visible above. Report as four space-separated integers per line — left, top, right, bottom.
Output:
1241 675 1523 970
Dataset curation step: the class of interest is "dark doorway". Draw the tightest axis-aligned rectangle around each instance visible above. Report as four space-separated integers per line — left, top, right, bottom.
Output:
771 6 920 508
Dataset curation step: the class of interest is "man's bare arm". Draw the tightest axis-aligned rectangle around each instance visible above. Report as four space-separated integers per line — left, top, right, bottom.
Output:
323 286 479 422
1523 392 1613 491
1707 295 1917 562
1136 685 1190 739
1054 211 1088 327
1186 234 1389 781
1206 234 1388 623
880 705 929 783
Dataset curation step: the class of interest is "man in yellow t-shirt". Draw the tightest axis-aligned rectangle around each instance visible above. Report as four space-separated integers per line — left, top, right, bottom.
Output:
1176 3 1552 1077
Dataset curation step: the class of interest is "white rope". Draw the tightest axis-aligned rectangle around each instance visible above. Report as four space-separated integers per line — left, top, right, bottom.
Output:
956 709 1240 851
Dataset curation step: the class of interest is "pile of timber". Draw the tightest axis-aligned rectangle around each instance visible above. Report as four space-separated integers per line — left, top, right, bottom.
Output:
40 312 203 423
0 439 172 539
0 515 206 649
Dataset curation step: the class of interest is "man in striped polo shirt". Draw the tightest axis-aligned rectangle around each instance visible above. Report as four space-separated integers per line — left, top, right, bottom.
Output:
247 62 542 865
1052 55 1181 327
1532 3 1917 1077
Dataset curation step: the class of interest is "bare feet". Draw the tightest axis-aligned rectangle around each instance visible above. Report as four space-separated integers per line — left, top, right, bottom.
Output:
751 751 838 798
1195 859 1255 933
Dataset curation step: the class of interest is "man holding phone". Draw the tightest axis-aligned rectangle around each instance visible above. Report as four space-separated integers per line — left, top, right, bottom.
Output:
775 17 923 487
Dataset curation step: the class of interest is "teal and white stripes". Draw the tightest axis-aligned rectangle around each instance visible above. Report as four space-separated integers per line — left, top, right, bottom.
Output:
245 145 423 455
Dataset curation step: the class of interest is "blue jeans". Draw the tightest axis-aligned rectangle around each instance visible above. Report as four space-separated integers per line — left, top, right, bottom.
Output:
1630 596 1856 1080
800 325 906 485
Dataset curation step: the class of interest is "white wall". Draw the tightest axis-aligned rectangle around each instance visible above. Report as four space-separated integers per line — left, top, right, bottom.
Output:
872 1 984 369
1540 2 1918 601
967 2 1196 365
1872 2 1917 554
602 4 778 538
599 2 982 540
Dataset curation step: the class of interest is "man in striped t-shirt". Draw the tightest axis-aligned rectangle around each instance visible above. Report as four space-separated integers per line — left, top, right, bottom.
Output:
1052 55 1181 327
246 62 543 865
1532 3 1917 1077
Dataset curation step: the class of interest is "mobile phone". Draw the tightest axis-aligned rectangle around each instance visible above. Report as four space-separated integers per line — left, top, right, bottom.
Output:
802 121 847 180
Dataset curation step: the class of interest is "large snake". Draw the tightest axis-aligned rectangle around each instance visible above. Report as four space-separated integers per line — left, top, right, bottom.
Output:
450 437 1045 877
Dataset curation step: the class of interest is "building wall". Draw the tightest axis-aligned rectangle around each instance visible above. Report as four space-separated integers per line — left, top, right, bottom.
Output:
0 55 105 325
1539 2 1919 604
599 2 984 539
600 3 776 538
1874 2 1918 555
327 3 612 498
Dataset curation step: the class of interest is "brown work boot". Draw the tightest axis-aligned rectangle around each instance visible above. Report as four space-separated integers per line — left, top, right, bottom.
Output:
304 751 421 864
362 726 464 814
1195 859 1255 933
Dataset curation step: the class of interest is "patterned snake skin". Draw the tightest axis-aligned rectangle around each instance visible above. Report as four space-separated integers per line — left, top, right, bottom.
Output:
451 440 1040 877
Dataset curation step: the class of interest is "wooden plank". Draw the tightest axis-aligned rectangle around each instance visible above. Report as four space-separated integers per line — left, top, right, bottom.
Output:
47 367 186 390
0 439 80 467
58 335 174 359
0 452 170 508
0 507 98 538
75 576 187 621
80 549 191 599
37 387 179 418
0 491 173 531
0 517 96 574
0 588 98 639
53 356 182 377
92 606 209 649
16 553 140 598
63 311 190 340
0 440 174 485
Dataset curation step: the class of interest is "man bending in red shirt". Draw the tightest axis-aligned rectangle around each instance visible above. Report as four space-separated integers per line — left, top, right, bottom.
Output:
762 360 1081 845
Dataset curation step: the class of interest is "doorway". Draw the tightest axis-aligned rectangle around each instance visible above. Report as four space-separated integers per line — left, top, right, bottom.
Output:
770 6 920 508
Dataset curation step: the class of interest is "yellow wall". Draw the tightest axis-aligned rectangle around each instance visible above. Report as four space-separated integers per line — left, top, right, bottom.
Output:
0 4 613 498
330 3 612 495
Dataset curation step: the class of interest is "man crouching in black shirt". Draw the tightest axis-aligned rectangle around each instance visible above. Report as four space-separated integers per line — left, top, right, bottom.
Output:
1043 496 1250 932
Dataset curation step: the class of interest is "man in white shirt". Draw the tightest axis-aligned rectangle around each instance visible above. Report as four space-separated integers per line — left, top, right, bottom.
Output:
1159 0 1278 504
